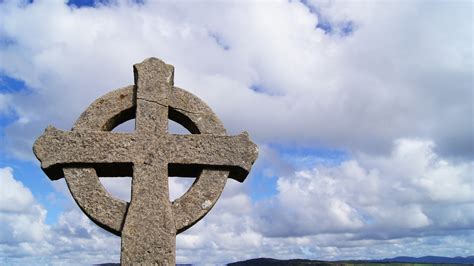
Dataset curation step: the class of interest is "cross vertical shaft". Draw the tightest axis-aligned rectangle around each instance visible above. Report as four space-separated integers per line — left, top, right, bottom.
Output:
121 58 176 265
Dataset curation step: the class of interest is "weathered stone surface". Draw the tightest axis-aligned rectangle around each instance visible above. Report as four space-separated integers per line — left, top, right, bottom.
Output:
34 128 257 180
33 57 258 265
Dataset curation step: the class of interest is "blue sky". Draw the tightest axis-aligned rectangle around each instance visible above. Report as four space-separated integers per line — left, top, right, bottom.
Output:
0 0 473 265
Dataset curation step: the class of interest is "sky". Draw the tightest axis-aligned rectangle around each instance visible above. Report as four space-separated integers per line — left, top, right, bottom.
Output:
0 0 473 265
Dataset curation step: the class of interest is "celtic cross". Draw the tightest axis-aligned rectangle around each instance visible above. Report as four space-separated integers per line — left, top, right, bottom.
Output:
33 58 258 265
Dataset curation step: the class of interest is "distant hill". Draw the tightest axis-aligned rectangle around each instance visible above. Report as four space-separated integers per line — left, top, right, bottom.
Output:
96 256 474 265
228 256 474 265
374 256 474 264
228 258 332 266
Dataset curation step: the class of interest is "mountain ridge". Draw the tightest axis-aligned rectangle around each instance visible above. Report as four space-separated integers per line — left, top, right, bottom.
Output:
228 256 474 265
95 256 474 265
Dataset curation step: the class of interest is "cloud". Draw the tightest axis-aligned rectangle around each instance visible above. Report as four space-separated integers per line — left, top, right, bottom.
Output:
256 139 474 240
0 167 34 212
0 167 120 265
175 138 473 263
0 167 51 258
0 0 472 161
1 136 473 264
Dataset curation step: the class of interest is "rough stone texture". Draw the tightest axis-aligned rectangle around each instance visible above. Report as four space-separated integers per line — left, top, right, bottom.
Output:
33 58 259 265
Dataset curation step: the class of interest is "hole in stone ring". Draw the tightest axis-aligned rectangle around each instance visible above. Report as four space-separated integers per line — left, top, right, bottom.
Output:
112 118 135 132
168 164 199 202
168 119 190 135
169 176 195 202
100 177 132 202
168 107 200 134
92 163 133 203
106 106 135 132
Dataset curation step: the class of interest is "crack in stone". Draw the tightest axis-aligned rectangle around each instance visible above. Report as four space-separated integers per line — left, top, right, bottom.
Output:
137 96 168 108
137 96 202 115
171 106 202 115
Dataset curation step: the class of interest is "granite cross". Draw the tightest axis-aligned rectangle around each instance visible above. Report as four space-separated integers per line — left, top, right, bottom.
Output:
33 58 258 265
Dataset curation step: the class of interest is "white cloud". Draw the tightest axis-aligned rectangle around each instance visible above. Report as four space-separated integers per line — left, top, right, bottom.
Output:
0 0 471 161
1 137 473 264
0 167 51 259
257 139 474 240
174 138 474 263
0 167 34 212
0 166 120 265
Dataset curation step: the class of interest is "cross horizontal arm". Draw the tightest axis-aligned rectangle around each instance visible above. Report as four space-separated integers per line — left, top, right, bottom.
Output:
33 126 259 182
166 133 258 182
33 126 137 180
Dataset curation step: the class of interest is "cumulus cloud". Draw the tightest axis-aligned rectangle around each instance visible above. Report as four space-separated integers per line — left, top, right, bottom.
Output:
0 0 472 161
0 167 51 259
0 167 120 265
256 139 474 241
1 137 473 264
174 138 474 263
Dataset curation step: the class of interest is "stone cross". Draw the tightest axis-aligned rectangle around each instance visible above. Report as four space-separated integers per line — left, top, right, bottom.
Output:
33 58 258 265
